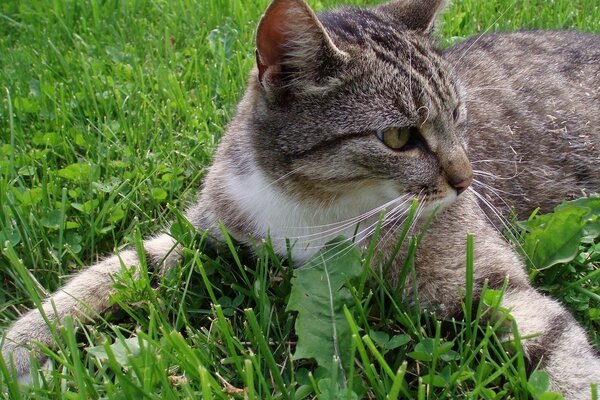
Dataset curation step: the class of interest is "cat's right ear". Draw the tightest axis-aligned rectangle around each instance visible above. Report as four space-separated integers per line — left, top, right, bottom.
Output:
255 0 347 92
383 0 449 34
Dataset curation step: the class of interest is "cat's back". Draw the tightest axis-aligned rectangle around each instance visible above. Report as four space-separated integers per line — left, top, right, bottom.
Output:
444 31 600 217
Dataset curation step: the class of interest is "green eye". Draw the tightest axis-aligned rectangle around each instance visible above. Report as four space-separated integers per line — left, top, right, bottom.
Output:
376 127 412 150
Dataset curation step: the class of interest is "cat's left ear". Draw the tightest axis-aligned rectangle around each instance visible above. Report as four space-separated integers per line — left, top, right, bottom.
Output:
382 0 449 34
255 0 348 91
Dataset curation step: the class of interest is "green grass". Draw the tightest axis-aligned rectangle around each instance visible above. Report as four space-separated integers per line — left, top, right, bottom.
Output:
1 0 599 398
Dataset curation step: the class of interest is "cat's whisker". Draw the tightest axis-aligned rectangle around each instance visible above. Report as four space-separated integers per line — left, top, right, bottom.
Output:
470 159 520 164
281 196 411 244
469 187 536 267
360 200 415 246
470 189 507 237
297 201 418 269
271 200 414 266
470 179 517 225
450 0 518 72
471 180 520 233
472 177 520 198
470 158 526 178
377 191 426 247
289 195 415 249
473 169 520 181
469 187 512 231
467 86 524 94
468 187 521 243
289 194 410 231
290 194 418 258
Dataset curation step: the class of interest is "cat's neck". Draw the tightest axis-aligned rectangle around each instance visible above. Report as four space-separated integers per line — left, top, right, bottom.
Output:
215 165 404 264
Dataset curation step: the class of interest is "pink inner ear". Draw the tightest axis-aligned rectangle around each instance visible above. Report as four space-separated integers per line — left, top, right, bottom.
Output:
256 1 292 80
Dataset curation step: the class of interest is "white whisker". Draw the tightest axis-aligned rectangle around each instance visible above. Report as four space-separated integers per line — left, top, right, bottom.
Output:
450 0 518 72
473 169 520 181
469 187 519 239
288 195 410 231
289 195 415 250
378 192 425 247
469 187 535 267
467 86 524 94
473 178 520 198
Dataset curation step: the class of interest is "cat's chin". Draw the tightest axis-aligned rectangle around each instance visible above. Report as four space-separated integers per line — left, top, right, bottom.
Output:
420 191 461 218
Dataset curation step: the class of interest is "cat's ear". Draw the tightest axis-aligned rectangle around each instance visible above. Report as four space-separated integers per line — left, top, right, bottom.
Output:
256 0 347 91
382 0 449 34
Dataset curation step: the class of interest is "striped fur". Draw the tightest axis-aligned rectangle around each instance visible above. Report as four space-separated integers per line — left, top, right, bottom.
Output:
2 0 600 397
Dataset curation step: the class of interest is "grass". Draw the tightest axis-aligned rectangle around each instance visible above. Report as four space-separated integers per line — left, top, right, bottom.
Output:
1 0 599 398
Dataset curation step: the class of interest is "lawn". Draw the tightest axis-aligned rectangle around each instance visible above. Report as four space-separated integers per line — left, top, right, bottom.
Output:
1 0 599 398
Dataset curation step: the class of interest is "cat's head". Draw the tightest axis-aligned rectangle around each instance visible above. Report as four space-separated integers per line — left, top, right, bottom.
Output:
210 0 473 256
249 0 471 207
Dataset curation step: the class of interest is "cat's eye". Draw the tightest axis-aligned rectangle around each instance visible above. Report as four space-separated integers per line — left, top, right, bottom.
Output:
376 127 412 150
452 106 460 123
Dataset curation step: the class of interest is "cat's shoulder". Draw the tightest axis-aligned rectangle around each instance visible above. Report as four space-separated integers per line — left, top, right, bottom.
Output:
444 30 600 59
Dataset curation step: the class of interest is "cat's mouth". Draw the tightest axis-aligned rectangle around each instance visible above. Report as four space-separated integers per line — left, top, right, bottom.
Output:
420 191 461 217
410 182 468 219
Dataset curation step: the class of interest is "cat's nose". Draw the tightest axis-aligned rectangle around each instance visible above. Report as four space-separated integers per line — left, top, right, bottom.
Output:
449 174 473 195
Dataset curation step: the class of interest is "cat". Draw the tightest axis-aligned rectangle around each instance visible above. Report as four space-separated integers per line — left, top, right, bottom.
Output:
2 0 600 398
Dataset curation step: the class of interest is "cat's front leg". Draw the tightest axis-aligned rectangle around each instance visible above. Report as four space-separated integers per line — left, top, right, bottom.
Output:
503 288 600 399
1 234 181 384
410 194 600 398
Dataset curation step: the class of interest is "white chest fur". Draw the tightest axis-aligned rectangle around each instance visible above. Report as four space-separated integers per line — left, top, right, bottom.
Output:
223 169 407 264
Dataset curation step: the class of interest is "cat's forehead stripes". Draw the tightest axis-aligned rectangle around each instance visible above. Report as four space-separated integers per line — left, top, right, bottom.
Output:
318 6 460 115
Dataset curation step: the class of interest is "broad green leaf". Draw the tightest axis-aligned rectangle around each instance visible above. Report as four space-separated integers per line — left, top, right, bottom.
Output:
65 232 82 253
86 336 144 368
524 207 588 269
0 228 21 247
555 197 600 239
294 385 313 400
40 210 63 230
536 392 564 400
151 187 168 201
58 163 94 181
421 374 447 387
32 132 61 147
318 379 359 400
589 308 600 321
483 289 504 308
528 370 550 395
408 339 435 361
19 188 43 206
369 331 389 347
17 166 36 176
386 334 410 350
522 196 600 269
439 350 460 361
71 199 100 214
108 205 126 223
287 237 362 375
408 338 455 362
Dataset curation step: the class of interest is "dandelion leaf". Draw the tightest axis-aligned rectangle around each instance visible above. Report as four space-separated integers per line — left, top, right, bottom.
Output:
287 237 362 374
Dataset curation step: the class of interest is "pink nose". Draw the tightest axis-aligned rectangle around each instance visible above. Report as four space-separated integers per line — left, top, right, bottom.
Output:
449 174 473 195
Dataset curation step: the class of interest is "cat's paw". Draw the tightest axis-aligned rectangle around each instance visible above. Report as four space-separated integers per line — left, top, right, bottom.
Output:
1 340 37 385
2 315 52 386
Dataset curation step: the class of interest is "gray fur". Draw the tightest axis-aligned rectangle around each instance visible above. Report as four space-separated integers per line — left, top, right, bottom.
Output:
2 0 600 397
445 31 600 217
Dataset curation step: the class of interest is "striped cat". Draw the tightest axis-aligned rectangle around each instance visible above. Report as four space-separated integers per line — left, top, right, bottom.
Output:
3 0 600 397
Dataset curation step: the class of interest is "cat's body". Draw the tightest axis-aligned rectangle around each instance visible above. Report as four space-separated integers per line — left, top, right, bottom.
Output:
446 31 600 217
2 0 600 398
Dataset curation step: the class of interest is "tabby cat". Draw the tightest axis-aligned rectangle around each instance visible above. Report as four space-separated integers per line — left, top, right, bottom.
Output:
2 0 600 398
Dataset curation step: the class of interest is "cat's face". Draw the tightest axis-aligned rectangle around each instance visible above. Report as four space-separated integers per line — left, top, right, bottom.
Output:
209 0 474 258
250 0 472 219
